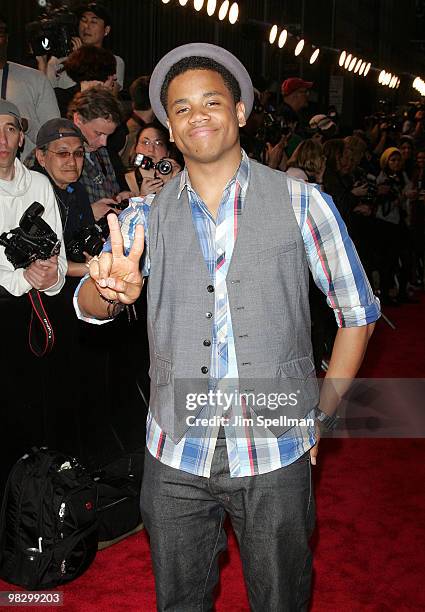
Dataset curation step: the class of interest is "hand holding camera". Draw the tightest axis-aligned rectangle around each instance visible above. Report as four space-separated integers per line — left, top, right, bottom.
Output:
23 256 59 290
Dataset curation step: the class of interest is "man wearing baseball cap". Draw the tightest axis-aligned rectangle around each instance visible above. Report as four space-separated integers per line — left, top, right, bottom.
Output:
281 77 313 119
34 118 96 278
76 44 380 610
278 77 313 157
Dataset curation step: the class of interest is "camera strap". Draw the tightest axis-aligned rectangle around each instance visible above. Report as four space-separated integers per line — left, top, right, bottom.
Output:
27 289 55 357
1 62 9 99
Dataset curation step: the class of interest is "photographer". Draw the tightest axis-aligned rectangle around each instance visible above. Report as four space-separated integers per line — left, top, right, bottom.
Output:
0 101 66 500
33 118 97 279
26 87 130 218
0 101 66 296
125 123 181 200
39 2 124 93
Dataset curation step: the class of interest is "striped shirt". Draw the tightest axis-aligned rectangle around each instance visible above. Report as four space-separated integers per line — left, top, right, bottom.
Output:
75 150 381 478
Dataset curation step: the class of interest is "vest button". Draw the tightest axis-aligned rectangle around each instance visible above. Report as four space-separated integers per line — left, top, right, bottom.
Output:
203 339 211 347
207 285 214 293
205 312 213 318
201 366 209 374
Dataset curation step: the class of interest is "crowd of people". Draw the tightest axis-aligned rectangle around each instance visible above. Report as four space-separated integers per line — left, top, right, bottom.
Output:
2 1 415 607
244 77 425 308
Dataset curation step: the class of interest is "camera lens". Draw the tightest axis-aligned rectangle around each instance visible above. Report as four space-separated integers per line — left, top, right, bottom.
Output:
156 159 172 175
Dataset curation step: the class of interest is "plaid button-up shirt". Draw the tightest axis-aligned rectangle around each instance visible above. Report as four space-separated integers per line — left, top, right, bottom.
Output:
75 150 380 477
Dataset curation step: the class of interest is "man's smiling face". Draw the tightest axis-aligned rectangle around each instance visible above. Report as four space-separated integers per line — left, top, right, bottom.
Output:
166 69 246 165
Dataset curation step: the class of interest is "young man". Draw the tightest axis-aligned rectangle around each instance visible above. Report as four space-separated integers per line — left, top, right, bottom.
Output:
76 44 380 610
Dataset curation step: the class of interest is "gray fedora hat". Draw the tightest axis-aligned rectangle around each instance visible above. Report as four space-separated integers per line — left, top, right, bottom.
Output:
149 42 254 127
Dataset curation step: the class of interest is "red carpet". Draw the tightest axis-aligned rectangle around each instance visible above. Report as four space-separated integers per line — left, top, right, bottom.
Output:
1 296 424 610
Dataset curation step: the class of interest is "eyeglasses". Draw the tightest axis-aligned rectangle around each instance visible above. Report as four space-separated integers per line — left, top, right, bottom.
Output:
140 138 165 148
47 149 85 159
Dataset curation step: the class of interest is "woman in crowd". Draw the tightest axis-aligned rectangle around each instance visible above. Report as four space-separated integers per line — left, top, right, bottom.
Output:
125 122 181 200
286 138 326 186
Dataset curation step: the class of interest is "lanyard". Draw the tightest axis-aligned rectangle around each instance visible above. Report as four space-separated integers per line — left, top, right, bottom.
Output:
1 62 8 99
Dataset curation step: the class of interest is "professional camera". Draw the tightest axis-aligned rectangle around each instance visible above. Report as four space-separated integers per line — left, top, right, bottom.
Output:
0 202 61 269
134 154 172 176
66 214 111 263
26 4 78 58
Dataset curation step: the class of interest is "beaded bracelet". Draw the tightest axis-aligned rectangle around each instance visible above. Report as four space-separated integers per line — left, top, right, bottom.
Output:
97 291 125 317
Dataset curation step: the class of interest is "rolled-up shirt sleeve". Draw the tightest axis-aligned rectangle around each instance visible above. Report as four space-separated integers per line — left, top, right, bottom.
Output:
299 183 381 327
73 198 151 323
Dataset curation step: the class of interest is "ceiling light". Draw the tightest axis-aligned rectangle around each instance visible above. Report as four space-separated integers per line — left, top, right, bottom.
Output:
339 50 346 67
218 0 229 20
228 2 238 24
294 39 305 56
348 56 357 71
363 62 371 76
354 59 362 73
344 53 352 69
278 29 288 48
359 61 366 76
378 70 386 84
194 0 204 10
179 0 189 5
310 48 320 64
269 25 278 44
206 0 217 15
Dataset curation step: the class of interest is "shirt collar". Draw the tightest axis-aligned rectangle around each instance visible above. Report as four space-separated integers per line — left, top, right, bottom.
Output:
177 149 251 200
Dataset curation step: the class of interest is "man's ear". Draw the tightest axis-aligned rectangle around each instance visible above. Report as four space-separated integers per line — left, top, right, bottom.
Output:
104 25 111 37
35 148 45 168
166 118 174 143
73 112 82 128
236 101 246 128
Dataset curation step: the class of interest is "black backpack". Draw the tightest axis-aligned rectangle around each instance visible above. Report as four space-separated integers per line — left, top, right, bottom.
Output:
0 448 98 590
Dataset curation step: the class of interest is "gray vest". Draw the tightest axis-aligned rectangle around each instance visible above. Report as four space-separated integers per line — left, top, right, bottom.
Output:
147 160 319 443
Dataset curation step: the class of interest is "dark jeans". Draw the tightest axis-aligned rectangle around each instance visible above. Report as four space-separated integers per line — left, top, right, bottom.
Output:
140 440 315 611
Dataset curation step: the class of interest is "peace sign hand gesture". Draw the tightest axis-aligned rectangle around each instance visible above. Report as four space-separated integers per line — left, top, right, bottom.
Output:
88 213 145 305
